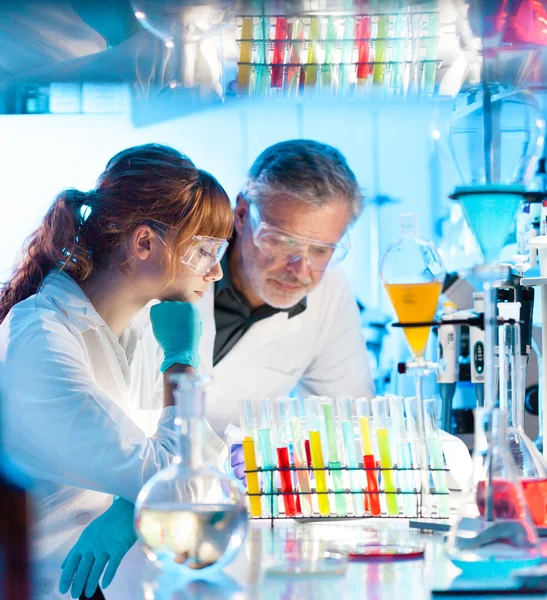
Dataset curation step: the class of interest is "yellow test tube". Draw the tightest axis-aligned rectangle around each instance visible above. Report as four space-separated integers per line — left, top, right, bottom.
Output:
238 17 253 94
372 397 399 517
242 436 262 517
309 430 330 516
305 17 321 87
360 416 373 456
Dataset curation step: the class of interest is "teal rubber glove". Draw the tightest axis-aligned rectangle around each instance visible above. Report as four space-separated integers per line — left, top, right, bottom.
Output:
150 301 202 372
59 498 137 599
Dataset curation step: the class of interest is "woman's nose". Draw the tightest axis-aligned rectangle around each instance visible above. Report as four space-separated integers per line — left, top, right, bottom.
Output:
204 261 223 282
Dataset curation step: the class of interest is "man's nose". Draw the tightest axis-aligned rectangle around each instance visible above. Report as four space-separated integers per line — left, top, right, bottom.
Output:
286 254 311 279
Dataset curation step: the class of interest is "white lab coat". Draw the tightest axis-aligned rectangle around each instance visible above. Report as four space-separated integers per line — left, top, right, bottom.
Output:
0 271 226 600
199 267 375 433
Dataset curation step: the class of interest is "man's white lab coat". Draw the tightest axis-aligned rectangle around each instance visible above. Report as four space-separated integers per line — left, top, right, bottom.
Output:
0 271 225 600
199 267 376 434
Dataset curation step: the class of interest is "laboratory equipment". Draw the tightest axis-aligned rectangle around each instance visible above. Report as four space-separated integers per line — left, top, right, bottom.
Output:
388 394 417 518
240 399 262 518
447 408 542 577
437 302 460 433
319 397 347 516
336 396 364 516
258 398 278 518
305 397 331 517
424 398 451 519
289 398 313 517
135 374 248 575
498 320 547 526
371 397 399 516
355 397 381 516
381 213 446 518
272 397 297 517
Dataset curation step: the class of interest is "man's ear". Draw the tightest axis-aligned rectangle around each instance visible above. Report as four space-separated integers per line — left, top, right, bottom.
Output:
234 194 249 236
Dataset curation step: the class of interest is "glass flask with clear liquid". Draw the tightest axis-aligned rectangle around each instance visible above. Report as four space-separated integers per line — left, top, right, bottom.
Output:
134 374 248 575
447 408 542 577
499 321 547 526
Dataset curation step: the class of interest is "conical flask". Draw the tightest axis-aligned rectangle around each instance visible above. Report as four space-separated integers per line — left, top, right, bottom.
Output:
134 374 248 575
499 321 547 526
380 213 446 361
447 408 541 577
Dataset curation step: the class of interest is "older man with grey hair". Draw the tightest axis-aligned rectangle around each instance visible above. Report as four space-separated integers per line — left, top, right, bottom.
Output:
198 139 375 433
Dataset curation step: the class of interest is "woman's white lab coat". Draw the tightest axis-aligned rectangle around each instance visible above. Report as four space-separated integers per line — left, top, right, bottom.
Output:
0 271 226 600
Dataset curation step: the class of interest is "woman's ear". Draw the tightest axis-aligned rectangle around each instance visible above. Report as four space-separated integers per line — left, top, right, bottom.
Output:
130 225 155 261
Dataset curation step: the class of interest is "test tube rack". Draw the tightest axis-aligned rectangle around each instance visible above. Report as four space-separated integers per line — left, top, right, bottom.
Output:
244 463 450 527
236 10 441 99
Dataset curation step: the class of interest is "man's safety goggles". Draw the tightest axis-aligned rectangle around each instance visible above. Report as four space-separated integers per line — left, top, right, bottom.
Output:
249 203 350 271
153 224 229 276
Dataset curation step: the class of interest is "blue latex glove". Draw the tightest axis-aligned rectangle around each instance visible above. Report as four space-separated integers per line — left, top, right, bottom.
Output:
59 498 137 599
230 443 247 486
150 301 202 372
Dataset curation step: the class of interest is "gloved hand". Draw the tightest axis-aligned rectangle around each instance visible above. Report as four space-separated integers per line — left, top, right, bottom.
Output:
150 301 202 372
59 498 137 599
230 443 247 486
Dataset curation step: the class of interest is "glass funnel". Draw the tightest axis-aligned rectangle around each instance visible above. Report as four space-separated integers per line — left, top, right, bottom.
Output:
447 408 541 577
134 374 248 575
380 213 446 362
499 321 547 526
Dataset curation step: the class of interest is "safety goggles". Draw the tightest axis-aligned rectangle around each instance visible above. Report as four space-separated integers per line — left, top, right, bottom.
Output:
152 223 229 276
249 203 350 271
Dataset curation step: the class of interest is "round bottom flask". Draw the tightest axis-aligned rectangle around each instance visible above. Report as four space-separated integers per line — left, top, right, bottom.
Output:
135 374 248 575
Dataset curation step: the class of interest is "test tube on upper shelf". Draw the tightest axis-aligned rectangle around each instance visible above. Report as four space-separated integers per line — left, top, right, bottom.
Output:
253 17 270 98
238 17 253 95
355 16 371 91
424 398 450 518
287 18 305 97
257 398 278 517
305 17 322 89
322 17 339 93
339 14 355 96
372 15 389 87
273 397 297 517
271 17 288 90
409 13 423 95
371 397 399 516
355 397 381 516
240 399 262 517
337 397 364 516
387 395 417 517
319 397 347 516
289 398 313 516
423 12 439 95
390 14 406 94
305 397 331 516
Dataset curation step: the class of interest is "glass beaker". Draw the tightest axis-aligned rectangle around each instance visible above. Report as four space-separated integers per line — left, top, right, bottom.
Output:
134 374 248 575
499 322 547 526
447 408 541 577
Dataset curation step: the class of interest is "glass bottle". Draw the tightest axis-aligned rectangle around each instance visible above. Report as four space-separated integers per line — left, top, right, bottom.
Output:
499 322 547 526
447 408 541 577
135 374 248 575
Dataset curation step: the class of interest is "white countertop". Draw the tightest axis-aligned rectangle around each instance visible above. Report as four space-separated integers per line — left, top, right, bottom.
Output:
115 517 544 600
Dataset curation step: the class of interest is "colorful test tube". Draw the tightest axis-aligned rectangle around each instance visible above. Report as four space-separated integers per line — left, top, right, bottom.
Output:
355 397 381 516
238 17 253 94
423 12 439 94
339 15 355 95
240 399 262 517
372 15 389 86
271 17 288 90
356 16 371 86
337 397 364 516
289 398 313 516
305 17 322 88
387 395 417 517
273 397 297 517
287 19 305 96
258 398 278 517
305 397 330 516
391 14 406 93
322 17 339 90
371 397 399 516
253 17 269 97
320 397 347 516
424 398 450 518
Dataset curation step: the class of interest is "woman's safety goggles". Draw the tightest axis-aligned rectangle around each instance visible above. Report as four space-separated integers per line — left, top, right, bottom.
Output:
153 224 229 276
249 203 350 271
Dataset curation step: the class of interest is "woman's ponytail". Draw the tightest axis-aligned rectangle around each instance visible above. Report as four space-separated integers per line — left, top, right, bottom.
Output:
0 189 93 323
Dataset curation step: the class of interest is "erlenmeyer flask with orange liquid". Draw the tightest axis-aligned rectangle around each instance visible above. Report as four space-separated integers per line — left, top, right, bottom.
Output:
380 213 446 517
